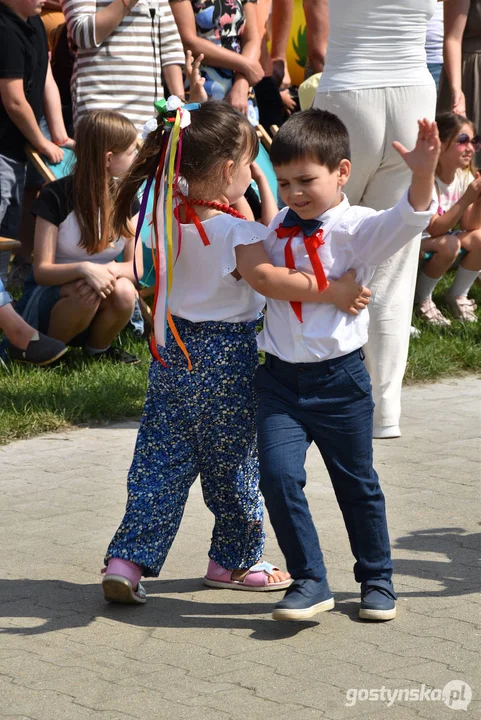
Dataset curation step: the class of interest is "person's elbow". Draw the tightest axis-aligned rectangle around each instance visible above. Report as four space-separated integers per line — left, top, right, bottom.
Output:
33 263 53 286
33 265 46 285
178 33 202 56
1 91 26 116
243 265 274 295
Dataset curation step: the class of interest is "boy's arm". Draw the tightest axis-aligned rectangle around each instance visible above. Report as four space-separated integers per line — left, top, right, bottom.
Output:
351 119 440 267
393 119 439 212
0 78 63 164
235 241 370 314
43 63 74 148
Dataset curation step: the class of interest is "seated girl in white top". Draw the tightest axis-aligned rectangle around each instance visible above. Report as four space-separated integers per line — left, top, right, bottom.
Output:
18 110 143 364
415 112 481 325
101 98 371 604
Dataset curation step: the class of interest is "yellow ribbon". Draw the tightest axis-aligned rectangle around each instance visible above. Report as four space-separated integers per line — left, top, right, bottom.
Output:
165 112 181 296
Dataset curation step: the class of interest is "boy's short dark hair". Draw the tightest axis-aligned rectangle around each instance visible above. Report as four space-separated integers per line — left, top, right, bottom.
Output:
270 109 351 172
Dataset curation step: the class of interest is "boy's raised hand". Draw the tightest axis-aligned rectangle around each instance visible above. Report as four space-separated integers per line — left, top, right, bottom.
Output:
392 119 440 177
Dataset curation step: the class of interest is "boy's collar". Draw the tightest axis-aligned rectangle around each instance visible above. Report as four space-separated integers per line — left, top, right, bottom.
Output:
278 193 349 238
313 193 349 223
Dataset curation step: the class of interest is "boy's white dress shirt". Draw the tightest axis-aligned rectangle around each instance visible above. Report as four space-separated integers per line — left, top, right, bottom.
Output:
258 190 436 363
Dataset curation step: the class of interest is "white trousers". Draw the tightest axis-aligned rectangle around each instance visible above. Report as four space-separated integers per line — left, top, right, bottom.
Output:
314 84 436 429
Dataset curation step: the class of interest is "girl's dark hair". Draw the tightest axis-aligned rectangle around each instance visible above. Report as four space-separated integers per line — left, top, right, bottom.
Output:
114 101 258 238
270 108 351 171
436 111 475 145
73 110 137 254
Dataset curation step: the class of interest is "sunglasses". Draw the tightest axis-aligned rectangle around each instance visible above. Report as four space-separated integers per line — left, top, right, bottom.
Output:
456 133 481 151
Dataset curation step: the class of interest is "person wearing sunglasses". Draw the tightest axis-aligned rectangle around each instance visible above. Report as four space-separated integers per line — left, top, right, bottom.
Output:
415 112 481 324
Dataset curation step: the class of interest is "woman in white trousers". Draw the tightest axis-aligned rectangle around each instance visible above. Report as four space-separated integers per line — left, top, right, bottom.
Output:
314 0 438 438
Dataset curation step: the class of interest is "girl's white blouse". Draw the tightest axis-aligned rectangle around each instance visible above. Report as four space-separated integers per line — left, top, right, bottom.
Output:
168 214 269 323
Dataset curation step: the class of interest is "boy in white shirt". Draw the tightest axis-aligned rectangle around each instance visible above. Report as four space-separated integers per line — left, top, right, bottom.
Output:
256 109 440 622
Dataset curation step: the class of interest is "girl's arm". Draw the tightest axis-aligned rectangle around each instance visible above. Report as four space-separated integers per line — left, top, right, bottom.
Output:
107 216 144 281
461 174 481 229
169 0 264 86
429 174 481 235
427 196 472 236
251 162 278 226
34 217 117 296
443 0 470 114
235 242 370 314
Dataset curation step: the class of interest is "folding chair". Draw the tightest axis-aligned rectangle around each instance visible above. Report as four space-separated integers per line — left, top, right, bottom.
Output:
0 238 21 254
26 145 75 182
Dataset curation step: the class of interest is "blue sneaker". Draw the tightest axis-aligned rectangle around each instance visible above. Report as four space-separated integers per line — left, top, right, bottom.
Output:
359 580 397 621
272 578 334 621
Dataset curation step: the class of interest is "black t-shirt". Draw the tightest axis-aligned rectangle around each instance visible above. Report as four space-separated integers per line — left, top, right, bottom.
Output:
32 176 75 226
33 175 141 230
0 4 48 162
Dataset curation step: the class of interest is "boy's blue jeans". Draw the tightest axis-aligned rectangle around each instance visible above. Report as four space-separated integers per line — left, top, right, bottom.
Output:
255 349 393 584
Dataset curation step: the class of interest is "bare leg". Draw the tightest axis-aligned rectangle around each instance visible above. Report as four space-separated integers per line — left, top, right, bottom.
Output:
459 229 481 271
86 277 136 350
0 302 36 349
48 282 100 343
420 234 461 279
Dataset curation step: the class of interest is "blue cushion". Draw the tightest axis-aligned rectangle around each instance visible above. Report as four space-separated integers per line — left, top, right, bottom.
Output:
43 147 76 179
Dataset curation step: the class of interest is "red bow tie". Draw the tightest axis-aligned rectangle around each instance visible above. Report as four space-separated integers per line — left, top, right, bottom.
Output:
275 223 328 323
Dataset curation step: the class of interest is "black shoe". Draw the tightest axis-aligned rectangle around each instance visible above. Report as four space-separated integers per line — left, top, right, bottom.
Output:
359 580 397 621
272 577 334 621
90 346 141 365
9 332 67 366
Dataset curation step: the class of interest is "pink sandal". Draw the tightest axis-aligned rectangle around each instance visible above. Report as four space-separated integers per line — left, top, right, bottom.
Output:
204 559 292 592
101 559 147 605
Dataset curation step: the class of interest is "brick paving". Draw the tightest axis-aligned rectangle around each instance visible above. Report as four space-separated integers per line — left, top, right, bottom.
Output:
1 377 479 719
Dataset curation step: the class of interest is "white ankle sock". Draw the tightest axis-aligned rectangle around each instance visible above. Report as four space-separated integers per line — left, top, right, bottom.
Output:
415 273 440 303
85 344 110 356
448 266 479 299
29 331 39 342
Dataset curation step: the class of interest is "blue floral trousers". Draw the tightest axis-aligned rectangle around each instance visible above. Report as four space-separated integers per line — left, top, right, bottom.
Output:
105 316 265 577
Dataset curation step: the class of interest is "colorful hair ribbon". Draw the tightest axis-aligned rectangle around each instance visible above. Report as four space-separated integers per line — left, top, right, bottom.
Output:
136 96 200 370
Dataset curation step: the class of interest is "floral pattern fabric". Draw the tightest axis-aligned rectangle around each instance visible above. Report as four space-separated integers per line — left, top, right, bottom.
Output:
186 0 259 125
105 316 265 577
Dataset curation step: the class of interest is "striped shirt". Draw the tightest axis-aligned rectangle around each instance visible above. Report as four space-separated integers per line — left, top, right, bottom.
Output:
61 0 185 130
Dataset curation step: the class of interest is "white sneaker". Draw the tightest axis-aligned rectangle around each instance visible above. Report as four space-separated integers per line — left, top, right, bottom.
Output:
410 325 421 338
373 425 401 439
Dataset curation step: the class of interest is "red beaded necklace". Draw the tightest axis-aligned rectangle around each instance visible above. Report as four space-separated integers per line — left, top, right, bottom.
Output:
187 198 246 220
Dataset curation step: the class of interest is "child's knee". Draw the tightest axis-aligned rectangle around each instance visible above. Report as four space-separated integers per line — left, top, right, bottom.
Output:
110 278 136 314
466 228 481 251
444 234 462 260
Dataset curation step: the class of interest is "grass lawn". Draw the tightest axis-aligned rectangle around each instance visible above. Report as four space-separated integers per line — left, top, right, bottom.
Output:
1 275 480 445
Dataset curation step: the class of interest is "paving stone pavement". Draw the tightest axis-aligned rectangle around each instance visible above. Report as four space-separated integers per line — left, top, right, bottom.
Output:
1 376 480 720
